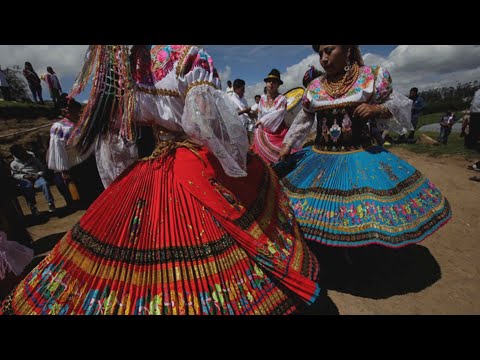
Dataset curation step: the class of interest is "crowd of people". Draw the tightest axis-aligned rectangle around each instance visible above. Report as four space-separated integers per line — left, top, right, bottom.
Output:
1 44 479 315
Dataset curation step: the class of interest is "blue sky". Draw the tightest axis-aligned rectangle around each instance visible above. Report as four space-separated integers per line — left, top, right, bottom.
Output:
207 45 398 88
1 45 479 105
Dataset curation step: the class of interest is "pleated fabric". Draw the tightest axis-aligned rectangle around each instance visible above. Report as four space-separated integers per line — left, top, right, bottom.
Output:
252 124 300 164
1 147 320 315
281 146 452 248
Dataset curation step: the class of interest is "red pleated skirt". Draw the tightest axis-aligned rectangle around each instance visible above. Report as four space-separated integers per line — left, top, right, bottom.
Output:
253 123 299 164
1 147 320 315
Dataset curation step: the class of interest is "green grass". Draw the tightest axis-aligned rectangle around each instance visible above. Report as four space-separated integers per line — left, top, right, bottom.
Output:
417 113 443 129
393 131 479 160
417 110 468 129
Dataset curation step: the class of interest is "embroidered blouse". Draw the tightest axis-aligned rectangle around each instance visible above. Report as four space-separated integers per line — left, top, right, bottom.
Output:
283 65 413 151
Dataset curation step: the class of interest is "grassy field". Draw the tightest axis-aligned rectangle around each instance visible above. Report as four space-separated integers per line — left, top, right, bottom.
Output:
391 131 479 160
383 110 478 159
417 110 468 129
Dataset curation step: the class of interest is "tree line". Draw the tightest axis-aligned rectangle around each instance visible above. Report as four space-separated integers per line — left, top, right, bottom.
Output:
415 80 480 114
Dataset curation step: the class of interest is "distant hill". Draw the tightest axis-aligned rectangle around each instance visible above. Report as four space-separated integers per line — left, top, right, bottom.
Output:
0 100 61 119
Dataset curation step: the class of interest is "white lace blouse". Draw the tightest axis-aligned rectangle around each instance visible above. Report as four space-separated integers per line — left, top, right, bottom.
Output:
93 45 248 188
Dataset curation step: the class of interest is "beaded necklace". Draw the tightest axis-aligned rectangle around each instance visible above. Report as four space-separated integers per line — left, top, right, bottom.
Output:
265 92 279 108
321 63 360 99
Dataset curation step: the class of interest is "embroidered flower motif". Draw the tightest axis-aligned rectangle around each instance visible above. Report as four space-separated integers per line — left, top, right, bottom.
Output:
156 49 169 63
151 45 186 82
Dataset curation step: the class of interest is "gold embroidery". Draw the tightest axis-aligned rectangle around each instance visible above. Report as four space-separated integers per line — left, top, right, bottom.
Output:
312 101 363 111
176 45 193 77
135 85 180 97
185 80 218 97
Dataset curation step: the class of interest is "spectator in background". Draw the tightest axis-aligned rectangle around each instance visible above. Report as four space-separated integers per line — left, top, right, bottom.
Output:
250 94 261 117
248 95 261 145
438 110 456 145
0 157 32 248
407 87 424 141
228 79 254 125
0 66 12 101
53 93 104 208
47 97 93 208
226 80 234 95
42 66 62 108
0 158 34 300
9 144 55 215
23 62 44 104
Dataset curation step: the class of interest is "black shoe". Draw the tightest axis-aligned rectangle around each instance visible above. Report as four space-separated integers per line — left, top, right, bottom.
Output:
48 203 56 213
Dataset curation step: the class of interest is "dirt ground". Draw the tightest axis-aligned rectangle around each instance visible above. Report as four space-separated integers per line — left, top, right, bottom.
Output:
9 147 480 315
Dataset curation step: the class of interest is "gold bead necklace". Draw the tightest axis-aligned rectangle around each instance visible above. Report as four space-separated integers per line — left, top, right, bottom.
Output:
321 63 360 99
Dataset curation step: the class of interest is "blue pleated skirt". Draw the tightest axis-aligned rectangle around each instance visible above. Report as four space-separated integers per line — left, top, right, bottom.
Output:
280 146 451 248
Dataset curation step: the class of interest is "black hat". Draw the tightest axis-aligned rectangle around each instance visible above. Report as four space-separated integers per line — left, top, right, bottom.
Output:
264 68 283 85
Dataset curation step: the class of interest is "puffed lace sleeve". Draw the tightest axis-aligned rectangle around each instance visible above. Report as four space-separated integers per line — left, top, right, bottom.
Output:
372 66 414 135
283 91 316 149
95 133 138 188
179 47 249 177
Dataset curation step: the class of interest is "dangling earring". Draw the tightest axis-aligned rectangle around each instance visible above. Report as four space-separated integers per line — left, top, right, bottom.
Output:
344 59 351 72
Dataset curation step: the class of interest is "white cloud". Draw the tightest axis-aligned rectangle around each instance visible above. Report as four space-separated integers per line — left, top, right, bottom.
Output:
244 53 319 104
243 45 480 104
0 45 88 80
218 65 232 86
0 45 89 100
3 45 478 106
363 45 480 95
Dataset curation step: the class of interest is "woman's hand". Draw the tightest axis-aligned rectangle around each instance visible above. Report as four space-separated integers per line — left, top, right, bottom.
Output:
255 120 263 128
278 145 292 161
353 104 385 120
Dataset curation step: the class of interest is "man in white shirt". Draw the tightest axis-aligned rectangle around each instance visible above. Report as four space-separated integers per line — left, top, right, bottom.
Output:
228 79 256 144
226 80 234 96
229 79 253 124
248 95 261 144
250 95 261 118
